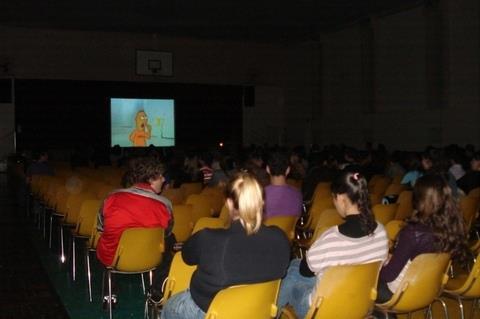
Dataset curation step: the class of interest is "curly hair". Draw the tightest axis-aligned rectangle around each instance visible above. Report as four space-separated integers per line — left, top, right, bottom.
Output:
410 174 468 261
331 171 376 235
123 156 165 186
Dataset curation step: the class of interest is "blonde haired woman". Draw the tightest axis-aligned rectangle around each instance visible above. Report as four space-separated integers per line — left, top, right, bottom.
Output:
162 172 290 319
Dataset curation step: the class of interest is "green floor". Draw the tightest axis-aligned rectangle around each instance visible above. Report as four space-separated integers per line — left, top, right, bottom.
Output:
31 225 149 319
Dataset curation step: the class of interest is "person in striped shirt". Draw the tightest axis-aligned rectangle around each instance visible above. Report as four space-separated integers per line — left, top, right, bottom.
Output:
278 171 389 318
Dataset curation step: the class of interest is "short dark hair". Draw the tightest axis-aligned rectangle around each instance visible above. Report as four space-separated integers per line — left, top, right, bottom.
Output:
267 151 289 176
124 156 165 185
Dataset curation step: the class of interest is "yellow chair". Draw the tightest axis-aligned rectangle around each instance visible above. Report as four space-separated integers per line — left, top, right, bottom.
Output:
192 217 227 234
161 252 197 305
264 215 299 242
469 187 480 199
280 261 382 319
299 197 335 236
205 279 281 319
392 174 405 185
186 194 217 224
171 204 195 243
460 196 479 233
180 182 203 201
394 191 413 220
384 220 406 248
384 183 407 197
105 227 165 319
85 217 102 303
310 182 332 203
442 252 480 319
295 209 343 257
373 204 398 226
286 178 302 190
70 199 101 282
375 253 451 317
162 187 185 205
369 176 392 199
59 190 96 263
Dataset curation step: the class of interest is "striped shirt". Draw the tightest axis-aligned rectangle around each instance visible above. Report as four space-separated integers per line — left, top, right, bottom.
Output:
306 222 388 304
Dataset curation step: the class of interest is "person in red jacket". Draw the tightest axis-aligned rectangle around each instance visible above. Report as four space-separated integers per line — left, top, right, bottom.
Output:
97 156 173 305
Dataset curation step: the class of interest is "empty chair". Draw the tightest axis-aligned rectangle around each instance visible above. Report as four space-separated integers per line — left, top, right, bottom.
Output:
70 199 102 282
375 253 451 317
186 194 217 224
171 204 195 243
442 252 480 319
394 191 413 220
180 182 203 201
280 261 382 319
384 183 407 197
468 187 480 199
460 196 479 233
162 187 185 205
205 279 281 319
372 204 398 226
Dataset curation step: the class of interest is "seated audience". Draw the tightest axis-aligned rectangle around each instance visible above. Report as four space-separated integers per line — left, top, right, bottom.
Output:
376 174 468 305
400 153 422 188
161 172 290 319
277 171 388 318
96 157 174 304
264 151 303 219
457 152 480 195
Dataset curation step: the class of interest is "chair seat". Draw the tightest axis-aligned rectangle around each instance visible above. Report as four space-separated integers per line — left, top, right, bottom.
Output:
445 274 469 291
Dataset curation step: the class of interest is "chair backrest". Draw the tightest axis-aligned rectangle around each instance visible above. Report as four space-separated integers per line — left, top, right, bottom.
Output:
75 199 102 237
306 197 335 230
180 182 203 200
384 183 407 197
460 196 479 232
306 209 343 247
372 204 398 226
110 227 165 272
311 182 332 202
394 191 413 220
162 252 197 303
205 279 281 319
469 187 480 199
384 220 406 243
186 194 216 224
264 215 298 241
379 253 451 313
64 191 97 225
306 261 382 319
162 187 185 205
445 251 480 298
171 204 195 242
286 178 302 190
192 217 227 234
370 176 392 197
54 185 70 216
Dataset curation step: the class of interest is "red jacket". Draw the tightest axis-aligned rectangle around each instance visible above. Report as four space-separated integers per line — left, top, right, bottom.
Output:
96 183 172 266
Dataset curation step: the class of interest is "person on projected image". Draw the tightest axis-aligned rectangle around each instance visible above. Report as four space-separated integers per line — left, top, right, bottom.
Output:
129 110 152 147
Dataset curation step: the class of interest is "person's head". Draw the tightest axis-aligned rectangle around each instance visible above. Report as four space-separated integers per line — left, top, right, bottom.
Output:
470 152 480 171
225 172 263 235
331 171 376 235
266 151 290 177
421 148 448 173
411 174 467 257
135 110 148 130
124 156 166 193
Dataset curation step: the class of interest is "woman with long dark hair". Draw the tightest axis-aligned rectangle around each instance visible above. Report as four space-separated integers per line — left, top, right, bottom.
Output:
277 171 389 318
376 173 468 303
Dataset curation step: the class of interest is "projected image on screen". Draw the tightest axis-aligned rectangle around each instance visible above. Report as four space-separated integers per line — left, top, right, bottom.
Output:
111 98 175 147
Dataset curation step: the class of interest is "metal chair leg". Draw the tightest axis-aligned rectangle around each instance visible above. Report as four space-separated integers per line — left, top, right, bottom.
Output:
108 271 113 319
72 236 76 281
86 248 92 302
49 214 53 248
43 206 47 238
60 226 66 263
141 273 146 294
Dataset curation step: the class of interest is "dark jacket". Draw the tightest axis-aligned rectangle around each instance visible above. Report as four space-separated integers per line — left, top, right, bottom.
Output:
182 220 290 312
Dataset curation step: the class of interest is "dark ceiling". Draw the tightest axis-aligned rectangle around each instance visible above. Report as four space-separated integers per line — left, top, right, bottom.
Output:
0 0 425 42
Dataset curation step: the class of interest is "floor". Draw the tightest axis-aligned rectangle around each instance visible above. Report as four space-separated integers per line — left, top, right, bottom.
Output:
1 172 153 319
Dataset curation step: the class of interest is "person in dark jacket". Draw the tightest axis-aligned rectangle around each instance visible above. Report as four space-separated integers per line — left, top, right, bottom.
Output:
161 172 290 319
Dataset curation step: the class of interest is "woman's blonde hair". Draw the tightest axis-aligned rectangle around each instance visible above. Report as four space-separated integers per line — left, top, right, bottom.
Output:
226 172 264 235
